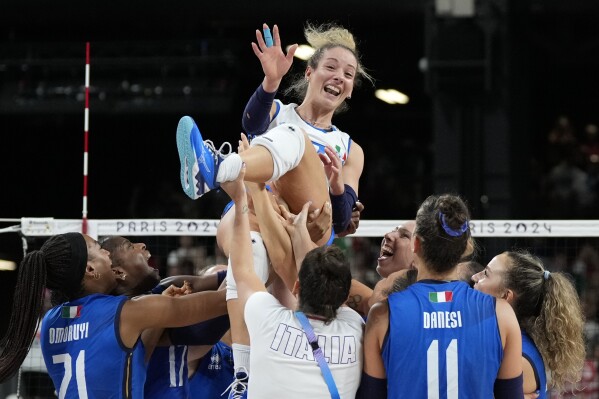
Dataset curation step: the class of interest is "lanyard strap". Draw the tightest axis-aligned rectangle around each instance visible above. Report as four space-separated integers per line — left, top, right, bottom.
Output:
295 311 341 399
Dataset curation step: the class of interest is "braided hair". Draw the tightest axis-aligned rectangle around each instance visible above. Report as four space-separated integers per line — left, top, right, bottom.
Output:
0 233 86 382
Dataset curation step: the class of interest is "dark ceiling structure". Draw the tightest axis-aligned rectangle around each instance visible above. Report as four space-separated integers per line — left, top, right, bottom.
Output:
1 0 599 222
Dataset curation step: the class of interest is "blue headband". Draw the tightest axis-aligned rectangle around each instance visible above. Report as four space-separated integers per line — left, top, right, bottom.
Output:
439 212 469 237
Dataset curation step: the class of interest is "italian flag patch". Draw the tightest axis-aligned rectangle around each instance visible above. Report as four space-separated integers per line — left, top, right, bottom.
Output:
429 291 453 303
61 305 82 319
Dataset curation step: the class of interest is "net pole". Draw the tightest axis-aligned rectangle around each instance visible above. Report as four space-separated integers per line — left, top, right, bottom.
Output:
82 42 90 234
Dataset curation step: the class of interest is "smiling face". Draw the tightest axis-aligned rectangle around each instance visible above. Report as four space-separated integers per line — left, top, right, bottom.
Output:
304 46 357 112
472 253 510 298
376 221 416 278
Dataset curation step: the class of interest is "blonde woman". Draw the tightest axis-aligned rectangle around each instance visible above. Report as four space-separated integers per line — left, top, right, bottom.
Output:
473 250 586 398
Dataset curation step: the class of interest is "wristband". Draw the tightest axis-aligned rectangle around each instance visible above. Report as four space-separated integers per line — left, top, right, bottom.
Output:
330 184 358 233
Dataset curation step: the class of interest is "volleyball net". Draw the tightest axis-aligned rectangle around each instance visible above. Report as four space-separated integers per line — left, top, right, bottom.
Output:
1 217 598 398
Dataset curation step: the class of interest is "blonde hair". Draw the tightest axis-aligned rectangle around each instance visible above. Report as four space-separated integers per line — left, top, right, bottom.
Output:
503 250 586 392
284 22 374 108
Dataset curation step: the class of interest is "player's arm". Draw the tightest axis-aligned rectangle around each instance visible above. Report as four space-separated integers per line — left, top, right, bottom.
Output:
280 202 318 273
347 279 373 317
325 141 364 234
246 180 296 290
243 24 297 135
494 298 524 398
221 164 267 306
341 140 363 197
356 300 389 399
155 273 221 293
119 289 227 349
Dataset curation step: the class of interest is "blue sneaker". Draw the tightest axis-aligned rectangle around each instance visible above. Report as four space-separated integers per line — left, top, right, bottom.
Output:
222 367 248 399
176 116 231 200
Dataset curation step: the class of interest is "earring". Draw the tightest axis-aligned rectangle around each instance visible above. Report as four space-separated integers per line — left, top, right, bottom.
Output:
93 271 101 280
347 95 351 100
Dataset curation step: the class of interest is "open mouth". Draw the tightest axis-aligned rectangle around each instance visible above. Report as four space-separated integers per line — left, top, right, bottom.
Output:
324 85 340 96
378 246 394 260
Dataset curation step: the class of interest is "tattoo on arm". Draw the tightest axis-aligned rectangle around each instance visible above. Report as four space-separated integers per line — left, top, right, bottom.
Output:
242 204 249 214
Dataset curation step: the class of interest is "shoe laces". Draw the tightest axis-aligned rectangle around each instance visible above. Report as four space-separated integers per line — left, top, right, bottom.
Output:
204 139 232 163
221 367 248 398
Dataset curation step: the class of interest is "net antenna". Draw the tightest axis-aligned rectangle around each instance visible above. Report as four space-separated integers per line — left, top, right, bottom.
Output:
82 42 90 234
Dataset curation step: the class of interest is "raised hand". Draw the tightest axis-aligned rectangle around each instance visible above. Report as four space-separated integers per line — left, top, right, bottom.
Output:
251 23 298 91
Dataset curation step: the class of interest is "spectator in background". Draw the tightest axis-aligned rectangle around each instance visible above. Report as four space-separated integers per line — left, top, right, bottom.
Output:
545 115 578 169
167 236 207 276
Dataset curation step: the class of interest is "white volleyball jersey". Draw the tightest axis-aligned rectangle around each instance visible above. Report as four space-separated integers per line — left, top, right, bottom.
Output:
269 100 352 165
244 291 364 399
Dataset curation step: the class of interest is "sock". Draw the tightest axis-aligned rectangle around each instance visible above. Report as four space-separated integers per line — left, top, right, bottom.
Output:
216 153 243 183
232 343 251 374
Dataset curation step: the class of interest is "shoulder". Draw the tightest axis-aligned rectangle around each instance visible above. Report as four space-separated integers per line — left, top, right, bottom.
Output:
367 300 389 325
337 306 366 325
495 298 520 339
273 100 295 113
346 140 364 163
245 291 281 314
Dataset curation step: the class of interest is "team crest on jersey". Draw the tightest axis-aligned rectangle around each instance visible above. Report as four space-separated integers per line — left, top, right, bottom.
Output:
208 350 221 370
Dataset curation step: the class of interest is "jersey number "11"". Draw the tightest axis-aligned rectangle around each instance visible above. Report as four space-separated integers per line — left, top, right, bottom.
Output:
427 339 458 399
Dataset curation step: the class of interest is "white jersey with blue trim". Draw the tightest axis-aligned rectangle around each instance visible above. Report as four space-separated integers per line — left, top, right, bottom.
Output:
268 100 352 165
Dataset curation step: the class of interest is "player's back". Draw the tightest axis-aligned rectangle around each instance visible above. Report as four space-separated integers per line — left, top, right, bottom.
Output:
188 340 234 399
41 294 146 399
145 345 189 399
383 280 502 398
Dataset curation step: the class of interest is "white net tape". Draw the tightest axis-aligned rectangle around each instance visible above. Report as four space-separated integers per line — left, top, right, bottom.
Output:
1 218 597 237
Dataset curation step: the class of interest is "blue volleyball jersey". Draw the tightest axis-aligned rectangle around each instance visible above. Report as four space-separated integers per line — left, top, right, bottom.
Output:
383 280 503 398
145 345 189 399
522 332 547 399
188 341 234 399
40 294 146 399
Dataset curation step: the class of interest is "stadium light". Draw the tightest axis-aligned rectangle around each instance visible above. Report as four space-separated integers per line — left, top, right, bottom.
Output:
290 45 316 61
0 259 16 271
375 89 409 105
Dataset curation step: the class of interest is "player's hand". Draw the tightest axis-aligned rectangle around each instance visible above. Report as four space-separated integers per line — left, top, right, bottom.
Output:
337 201 364 237
251 23 298 90
280 201 311 242
319 146 344 195
162 281 192 297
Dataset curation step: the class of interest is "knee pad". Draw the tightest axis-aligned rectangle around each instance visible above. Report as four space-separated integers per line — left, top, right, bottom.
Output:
250 123 305 181
226 231 270 300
